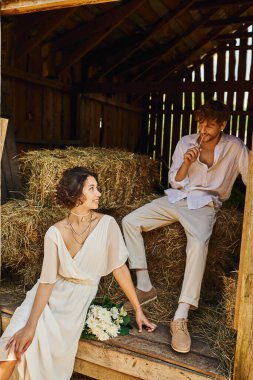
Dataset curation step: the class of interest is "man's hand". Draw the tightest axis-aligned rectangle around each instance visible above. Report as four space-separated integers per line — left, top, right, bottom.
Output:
183 146 200 166
6 325 35 362
175 146 200 182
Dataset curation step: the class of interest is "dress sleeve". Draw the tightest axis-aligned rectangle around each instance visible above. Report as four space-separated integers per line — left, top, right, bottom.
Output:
103 218 129 276
38 229 59 284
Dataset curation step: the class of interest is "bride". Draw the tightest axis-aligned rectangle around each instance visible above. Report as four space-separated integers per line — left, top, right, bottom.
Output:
0 166 156 380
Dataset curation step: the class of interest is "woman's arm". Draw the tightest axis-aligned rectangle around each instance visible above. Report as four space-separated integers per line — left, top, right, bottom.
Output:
6 232 59 361
6 283 55 361
6 284 54 361
113 264 156 333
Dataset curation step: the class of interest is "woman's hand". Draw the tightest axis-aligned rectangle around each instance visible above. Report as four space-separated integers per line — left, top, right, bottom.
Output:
5 325 36 362
135 308 157 333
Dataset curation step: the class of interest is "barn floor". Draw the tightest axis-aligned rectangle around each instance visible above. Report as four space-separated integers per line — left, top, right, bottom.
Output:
0 281 228 380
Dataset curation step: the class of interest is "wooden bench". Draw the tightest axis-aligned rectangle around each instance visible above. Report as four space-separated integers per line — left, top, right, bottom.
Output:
0 289 225 380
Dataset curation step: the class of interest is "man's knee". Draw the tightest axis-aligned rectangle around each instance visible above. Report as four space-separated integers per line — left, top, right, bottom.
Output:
122 212 137 228
187 237 209 254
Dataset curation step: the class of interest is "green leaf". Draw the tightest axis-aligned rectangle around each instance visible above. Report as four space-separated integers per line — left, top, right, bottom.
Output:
81 330 96 340
102 296 114 308
119 326 130 336
122 315 131 325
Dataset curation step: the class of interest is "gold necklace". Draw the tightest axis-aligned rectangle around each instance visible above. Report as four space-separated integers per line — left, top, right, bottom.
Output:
67 211 93 237
70 210 91 222
69 222 92 246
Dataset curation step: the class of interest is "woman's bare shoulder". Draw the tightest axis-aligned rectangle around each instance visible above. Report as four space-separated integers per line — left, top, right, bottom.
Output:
92 211 105 221
53 218 69 232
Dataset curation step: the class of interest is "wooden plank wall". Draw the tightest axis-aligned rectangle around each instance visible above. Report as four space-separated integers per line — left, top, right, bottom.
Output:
146 29 253 187
77 94 144 151
2 76 143 151
1 77 72 145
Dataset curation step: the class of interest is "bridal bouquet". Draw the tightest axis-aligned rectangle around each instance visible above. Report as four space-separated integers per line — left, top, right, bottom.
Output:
81 296 132 341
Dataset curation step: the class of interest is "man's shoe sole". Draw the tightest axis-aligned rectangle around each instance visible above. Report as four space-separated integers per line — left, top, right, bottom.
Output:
170 343 191 353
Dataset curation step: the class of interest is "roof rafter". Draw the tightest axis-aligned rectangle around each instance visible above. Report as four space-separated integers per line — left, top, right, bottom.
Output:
191 0 253 9
15 7 76 61
92 0 195 80
57 0 146 74
142 4 252 83
0 0 119 15
118 8 219 80
175 24 250 79
214 31 253 40
203 15 253 28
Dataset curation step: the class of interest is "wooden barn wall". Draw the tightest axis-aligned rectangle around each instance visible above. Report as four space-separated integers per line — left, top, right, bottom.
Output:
1 77 72 146
2 20 143 151
77 94 143 151
146 31 253 187
1 75 143 151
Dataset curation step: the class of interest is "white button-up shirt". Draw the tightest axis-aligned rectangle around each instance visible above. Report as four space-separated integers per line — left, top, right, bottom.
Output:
165 133 249 209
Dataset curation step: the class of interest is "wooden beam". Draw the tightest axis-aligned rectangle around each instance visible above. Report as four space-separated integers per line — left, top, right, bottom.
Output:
93 0 195 80
80 80 253 93
204 15 253 28
0 0 119 15
130 9 219 81
2 65 71 91
214 31 253 41
176 24 250 80
57 0 146 74
76 340 219 380
80 94 144 113
51 2 125 51
15 8 76 61
233 150 253 379
145 4 252 82
74 358 140 380
191 0 253 9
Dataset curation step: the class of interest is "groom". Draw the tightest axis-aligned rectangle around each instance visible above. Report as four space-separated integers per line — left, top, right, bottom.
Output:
122 100 249 353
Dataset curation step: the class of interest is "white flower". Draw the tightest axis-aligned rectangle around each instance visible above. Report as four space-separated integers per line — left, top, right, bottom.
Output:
110 307 119 319
83 300 130 342
107 324 119 337
119 306 127 317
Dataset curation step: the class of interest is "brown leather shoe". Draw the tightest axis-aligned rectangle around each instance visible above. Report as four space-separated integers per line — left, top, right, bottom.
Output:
170 318 191 353
124 287 157 312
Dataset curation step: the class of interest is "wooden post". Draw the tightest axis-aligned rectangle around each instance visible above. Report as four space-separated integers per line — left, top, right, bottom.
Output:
0 118 8 160
233 150 253 380
0 118 9 281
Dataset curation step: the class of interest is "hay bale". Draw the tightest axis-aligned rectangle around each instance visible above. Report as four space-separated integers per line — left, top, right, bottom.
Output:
1 199 66 286
19 147 159 209
223 272 238 329
192 305 236 379
1 196 157 287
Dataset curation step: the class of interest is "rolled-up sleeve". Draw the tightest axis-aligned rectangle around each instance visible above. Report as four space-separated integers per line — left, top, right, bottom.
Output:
38 231 59 284
238 145 249 185
169 140 189 189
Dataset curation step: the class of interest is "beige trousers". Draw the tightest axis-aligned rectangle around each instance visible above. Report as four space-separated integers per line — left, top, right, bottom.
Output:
122 196 217 308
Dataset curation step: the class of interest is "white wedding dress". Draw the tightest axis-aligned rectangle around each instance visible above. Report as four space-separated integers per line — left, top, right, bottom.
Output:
0 215 129 380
